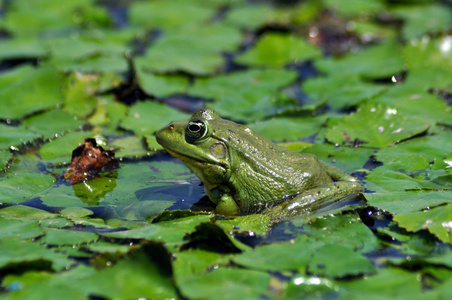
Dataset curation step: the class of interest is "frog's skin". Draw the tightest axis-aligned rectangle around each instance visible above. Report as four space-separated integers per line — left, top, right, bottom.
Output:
156 108 364 219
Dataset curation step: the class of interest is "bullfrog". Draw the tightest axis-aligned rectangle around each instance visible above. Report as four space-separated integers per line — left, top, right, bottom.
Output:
156 108 363 219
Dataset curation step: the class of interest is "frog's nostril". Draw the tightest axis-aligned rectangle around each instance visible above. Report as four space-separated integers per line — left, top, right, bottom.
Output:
169 124 175 130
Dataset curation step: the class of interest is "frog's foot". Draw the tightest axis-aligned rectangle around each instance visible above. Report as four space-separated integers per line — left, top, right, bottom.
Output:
262 181 364 220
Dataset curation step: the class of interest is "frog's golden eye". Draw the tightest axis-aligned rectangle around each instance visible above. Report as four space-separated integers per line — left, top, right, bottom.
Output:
186 119 207 141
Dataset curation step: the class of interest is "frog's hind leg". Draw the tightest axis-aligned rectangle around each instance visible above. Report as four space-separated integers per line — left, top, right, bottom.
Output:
263 164 364 220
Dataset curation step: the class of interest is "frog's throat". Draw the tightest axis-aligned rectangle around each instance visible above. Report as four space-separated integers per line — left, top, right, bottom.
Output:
165 148 229 173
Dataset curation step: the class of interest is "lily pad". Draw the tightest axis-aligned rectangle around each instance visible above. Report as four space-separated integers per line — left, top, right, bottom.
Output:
0 124 38 150
39 131 98 164
188 69 297 120
303 75 387 109
178 267 271 300
137 68 189 98
63 72 100 118
337 267 422 299
307 244 376 278
0 65 63 120
233 236 321 272
0 38 47 60
0 172 56 204
235 33 322 68
111 136 150 158
249 115 327 141
365 190 452 214
102 215 212 246
324 0 385 17
402 36 452 90
394 204 452 243
129 0 215 31
120 101 190 136
300 144 374 173
0 218 43 240
314 40 405 79
325 103 430 148
0 0 111 36
0 237 74 272
391 4 452 40
136 24 242 75
22 109 85 139
41 228 98 246
224 2 320 30
74 244 178 300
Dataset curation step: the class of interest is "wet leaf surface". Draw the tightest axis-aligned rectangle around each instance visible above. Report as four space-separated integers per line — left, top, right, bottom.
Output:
1 0 451 298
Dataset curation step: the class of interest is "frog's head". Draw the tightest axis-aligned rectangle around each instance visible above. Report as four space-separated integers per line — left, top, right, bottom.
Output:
155 107 232 188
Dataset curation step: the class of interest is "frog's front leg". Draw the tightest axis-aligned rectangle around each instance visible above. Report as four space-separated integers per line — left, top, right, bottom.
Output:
208 188 241 216
263 163 364 220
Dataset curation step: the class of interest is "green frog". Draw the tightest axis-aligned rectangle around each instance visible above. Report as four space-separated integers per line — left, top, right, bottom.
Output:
156 108 363 219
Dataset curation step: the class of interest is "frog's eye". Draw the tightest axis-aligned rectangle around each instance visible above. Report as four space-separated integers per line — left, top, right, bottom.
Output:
186 119 208 141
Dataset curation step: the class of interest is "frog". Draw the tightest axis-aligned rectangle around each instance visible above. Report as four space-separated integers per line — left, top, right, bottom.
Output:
155 107 364 219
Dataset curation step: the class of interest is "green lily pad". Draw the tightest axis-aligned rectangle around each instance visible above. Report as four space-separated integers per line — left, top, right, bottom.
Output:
315 40 405 79
0 0 111 36
0 124 38 150
300 144 374 173
372 90 451 130
365 190 452 214
102 215 211 246
224 2 320 30
324 103 429 148
173 249 233 282
235 33 321 68
63 72 100 118
249 115 328 141
215 214 271 236
41 228 98 246
0 205 57 219
83 241 137 254
0 38 47 60
22 109 85 139
188 69 297 120
366 134 451 191
0 65 63 120
284 275 337 299
1 266 95 300
136 24 242 75
111 136 150 158
178 267 271 300
0 237 74 272
129 0 215 31
39 131 98 164
402 36 452 90
137 68 189 98
294 213 379 254
394 204 452 243
0 172 56 204
0 150 12 170
78 245 178 299
303 75 387 109
120 101 189 136
0 218 43 240
307 244 376 278
324 0 385 17
233 236 321 272
337 267 422 299
391 4 452 40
